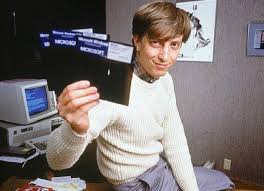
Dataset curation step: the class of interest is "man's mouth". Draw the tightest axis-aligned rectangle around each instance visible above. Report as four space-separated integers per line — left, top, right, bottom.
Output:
155 63 169 69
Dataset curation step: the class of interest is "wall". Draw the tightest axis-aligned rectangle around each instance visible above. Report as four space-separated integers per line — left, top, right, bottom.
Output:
106 0 264 185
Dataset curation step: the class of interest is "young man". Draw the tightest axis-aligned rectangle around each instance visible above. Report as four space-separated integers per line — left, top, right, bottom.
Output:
47 2 199 190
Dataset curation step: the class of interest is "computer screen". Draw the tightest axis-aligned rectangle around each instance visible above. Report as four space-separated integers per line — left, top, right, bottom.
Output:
0 79 57 124
25 86 49 117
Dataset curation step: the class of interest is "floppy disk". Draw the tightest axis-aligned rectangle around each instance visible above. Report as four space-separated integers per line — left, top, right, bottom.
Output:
39 30 134 105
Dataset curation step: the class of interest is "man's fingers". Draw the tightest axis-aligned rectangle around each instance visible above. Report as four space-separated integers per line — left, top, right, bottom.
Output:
58 81 91 102
56 81 100 134
78 100 99 113
59 86 98 106
62 93 100 113
60 100 99 124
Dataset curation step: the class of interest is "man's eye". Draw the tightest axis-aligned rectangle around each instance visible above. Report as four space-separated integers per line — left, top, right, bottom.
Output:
171 42 182 49
150 40 161 47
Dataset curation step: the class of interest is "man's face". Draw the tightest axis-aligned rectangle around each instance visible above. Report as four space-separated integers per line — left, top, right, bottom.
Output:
133 35 183 79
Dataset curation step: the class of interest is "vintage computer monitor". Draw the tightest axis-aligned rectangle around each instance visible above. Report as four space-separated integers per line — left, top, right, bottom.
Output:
0 79 57 125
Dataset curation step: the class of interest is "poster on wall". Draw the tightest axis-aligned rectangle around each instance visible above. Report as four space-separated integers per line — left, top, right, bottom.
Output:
176 0 217 62
247 23 264 56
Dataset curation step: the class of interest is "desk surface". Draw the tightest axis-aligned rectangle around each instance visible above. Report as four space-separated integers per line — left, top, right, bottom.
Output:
0 176 113 191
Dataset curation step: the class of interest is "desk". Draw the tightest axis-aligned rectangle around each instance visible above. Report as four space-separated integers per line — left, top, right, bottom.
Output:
0 141 106 185
0 154 49 184
0 176 113 191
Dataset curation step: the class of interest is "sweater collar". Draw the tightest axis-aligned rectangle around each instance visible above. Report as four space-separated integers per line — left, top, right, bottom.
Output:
133 59 158 83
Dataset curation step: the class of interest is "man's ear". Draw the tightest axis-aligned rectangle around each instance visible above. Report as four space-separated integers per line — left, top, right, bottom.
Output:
132 35 140 51
132 35 140 47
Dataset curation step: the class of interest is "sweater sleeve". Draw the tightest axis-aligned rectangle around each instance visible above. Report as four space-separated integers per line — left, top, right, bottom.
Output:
46 100 116 170
161 75 199 191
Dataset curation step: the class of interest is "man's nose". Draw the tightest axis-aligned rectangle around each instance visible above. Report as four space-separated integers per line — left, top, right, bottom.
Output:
158 46 169 62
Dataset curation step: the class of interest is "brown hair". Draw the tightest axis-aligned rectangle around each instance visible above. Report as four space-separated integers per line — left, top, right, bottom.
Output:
132 1 191 43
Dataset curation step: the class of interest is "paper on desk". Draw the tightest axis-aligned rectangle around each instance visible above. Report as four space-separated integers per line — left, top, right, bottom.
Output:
0 152 39 167
52 176 72 183
71 178 86 190
31 178 83 191
51 176 86 190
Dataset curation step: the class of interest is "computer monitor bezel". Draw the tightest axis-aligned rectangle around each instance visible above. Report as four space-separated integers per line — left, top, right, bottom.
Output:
0 79 57 124
19 80 57 124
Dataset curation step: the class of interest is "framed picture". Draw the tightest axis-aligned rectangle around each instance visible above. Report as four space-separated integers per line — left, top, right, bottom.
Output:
247 23 264 56
176 0 217 62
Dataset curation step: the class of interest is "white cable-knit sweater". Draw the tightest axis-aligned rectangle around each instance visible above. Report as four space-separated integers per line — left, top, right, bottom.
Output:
46 73 199 191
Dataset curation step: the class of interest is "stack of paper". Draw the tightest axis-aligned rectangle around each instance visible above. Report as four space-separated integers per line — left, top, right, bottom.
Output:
18 176 86 191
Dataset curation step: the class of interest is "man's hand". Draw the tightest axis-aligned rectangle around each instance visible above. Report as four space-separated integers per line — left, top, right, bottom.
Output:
56 80 100 135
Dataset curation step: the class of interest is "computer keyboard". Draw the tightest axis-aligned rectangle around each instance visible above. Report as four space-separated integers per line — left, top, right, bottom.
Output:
24 135 49 155
33 140 47 151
